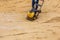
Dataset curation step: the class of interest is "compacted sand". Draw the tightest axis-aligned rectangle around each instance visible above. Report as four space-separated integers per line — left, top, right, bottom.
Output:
0 0 60 40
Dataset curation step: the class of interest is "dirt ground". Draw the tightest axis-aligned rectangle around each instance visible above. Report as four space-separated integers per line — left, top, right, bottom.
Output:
0 0 60 40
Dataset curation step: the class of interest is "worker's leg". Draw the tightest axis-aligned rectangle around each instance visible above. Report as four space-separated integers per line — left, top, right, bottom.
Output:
36 0 39 10
30 0 35 12
32 0 35 8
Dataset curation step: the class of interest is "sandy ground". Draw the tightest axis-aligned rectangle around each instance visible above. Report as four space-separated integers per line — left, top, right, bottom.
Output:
0 0 60 40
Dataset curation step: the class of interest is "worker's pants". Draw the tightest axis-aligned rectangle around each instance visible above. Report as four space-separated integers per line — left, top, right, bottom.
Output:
32 0 39 10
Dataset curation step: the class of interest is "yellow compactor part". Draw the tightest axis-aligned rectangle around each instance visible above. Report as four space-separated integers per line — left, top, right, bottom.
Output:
27 12 34 18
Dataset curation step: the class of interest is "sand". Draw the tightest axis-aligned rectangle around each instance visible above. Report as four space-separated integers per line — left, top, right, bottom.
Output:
0 0 60 40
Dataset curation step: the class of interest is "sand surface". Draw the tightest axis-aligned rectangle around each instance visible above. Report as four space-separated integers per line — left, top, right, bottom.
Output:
0 0 60 40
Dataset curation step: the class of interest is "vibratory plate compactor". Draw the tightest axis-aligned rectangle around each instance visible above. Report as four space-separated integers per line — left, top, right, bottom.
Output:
27 0 44 21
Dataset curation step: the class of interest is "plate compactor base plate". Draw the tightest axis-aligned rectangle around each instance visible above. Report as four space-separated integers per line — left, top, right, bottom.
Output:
26 16 37 21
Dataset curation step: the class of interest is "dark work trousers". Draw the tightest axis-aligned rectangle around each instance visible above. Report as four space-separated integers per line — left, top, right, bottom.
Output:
32 0 39 15
32 0 39 10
